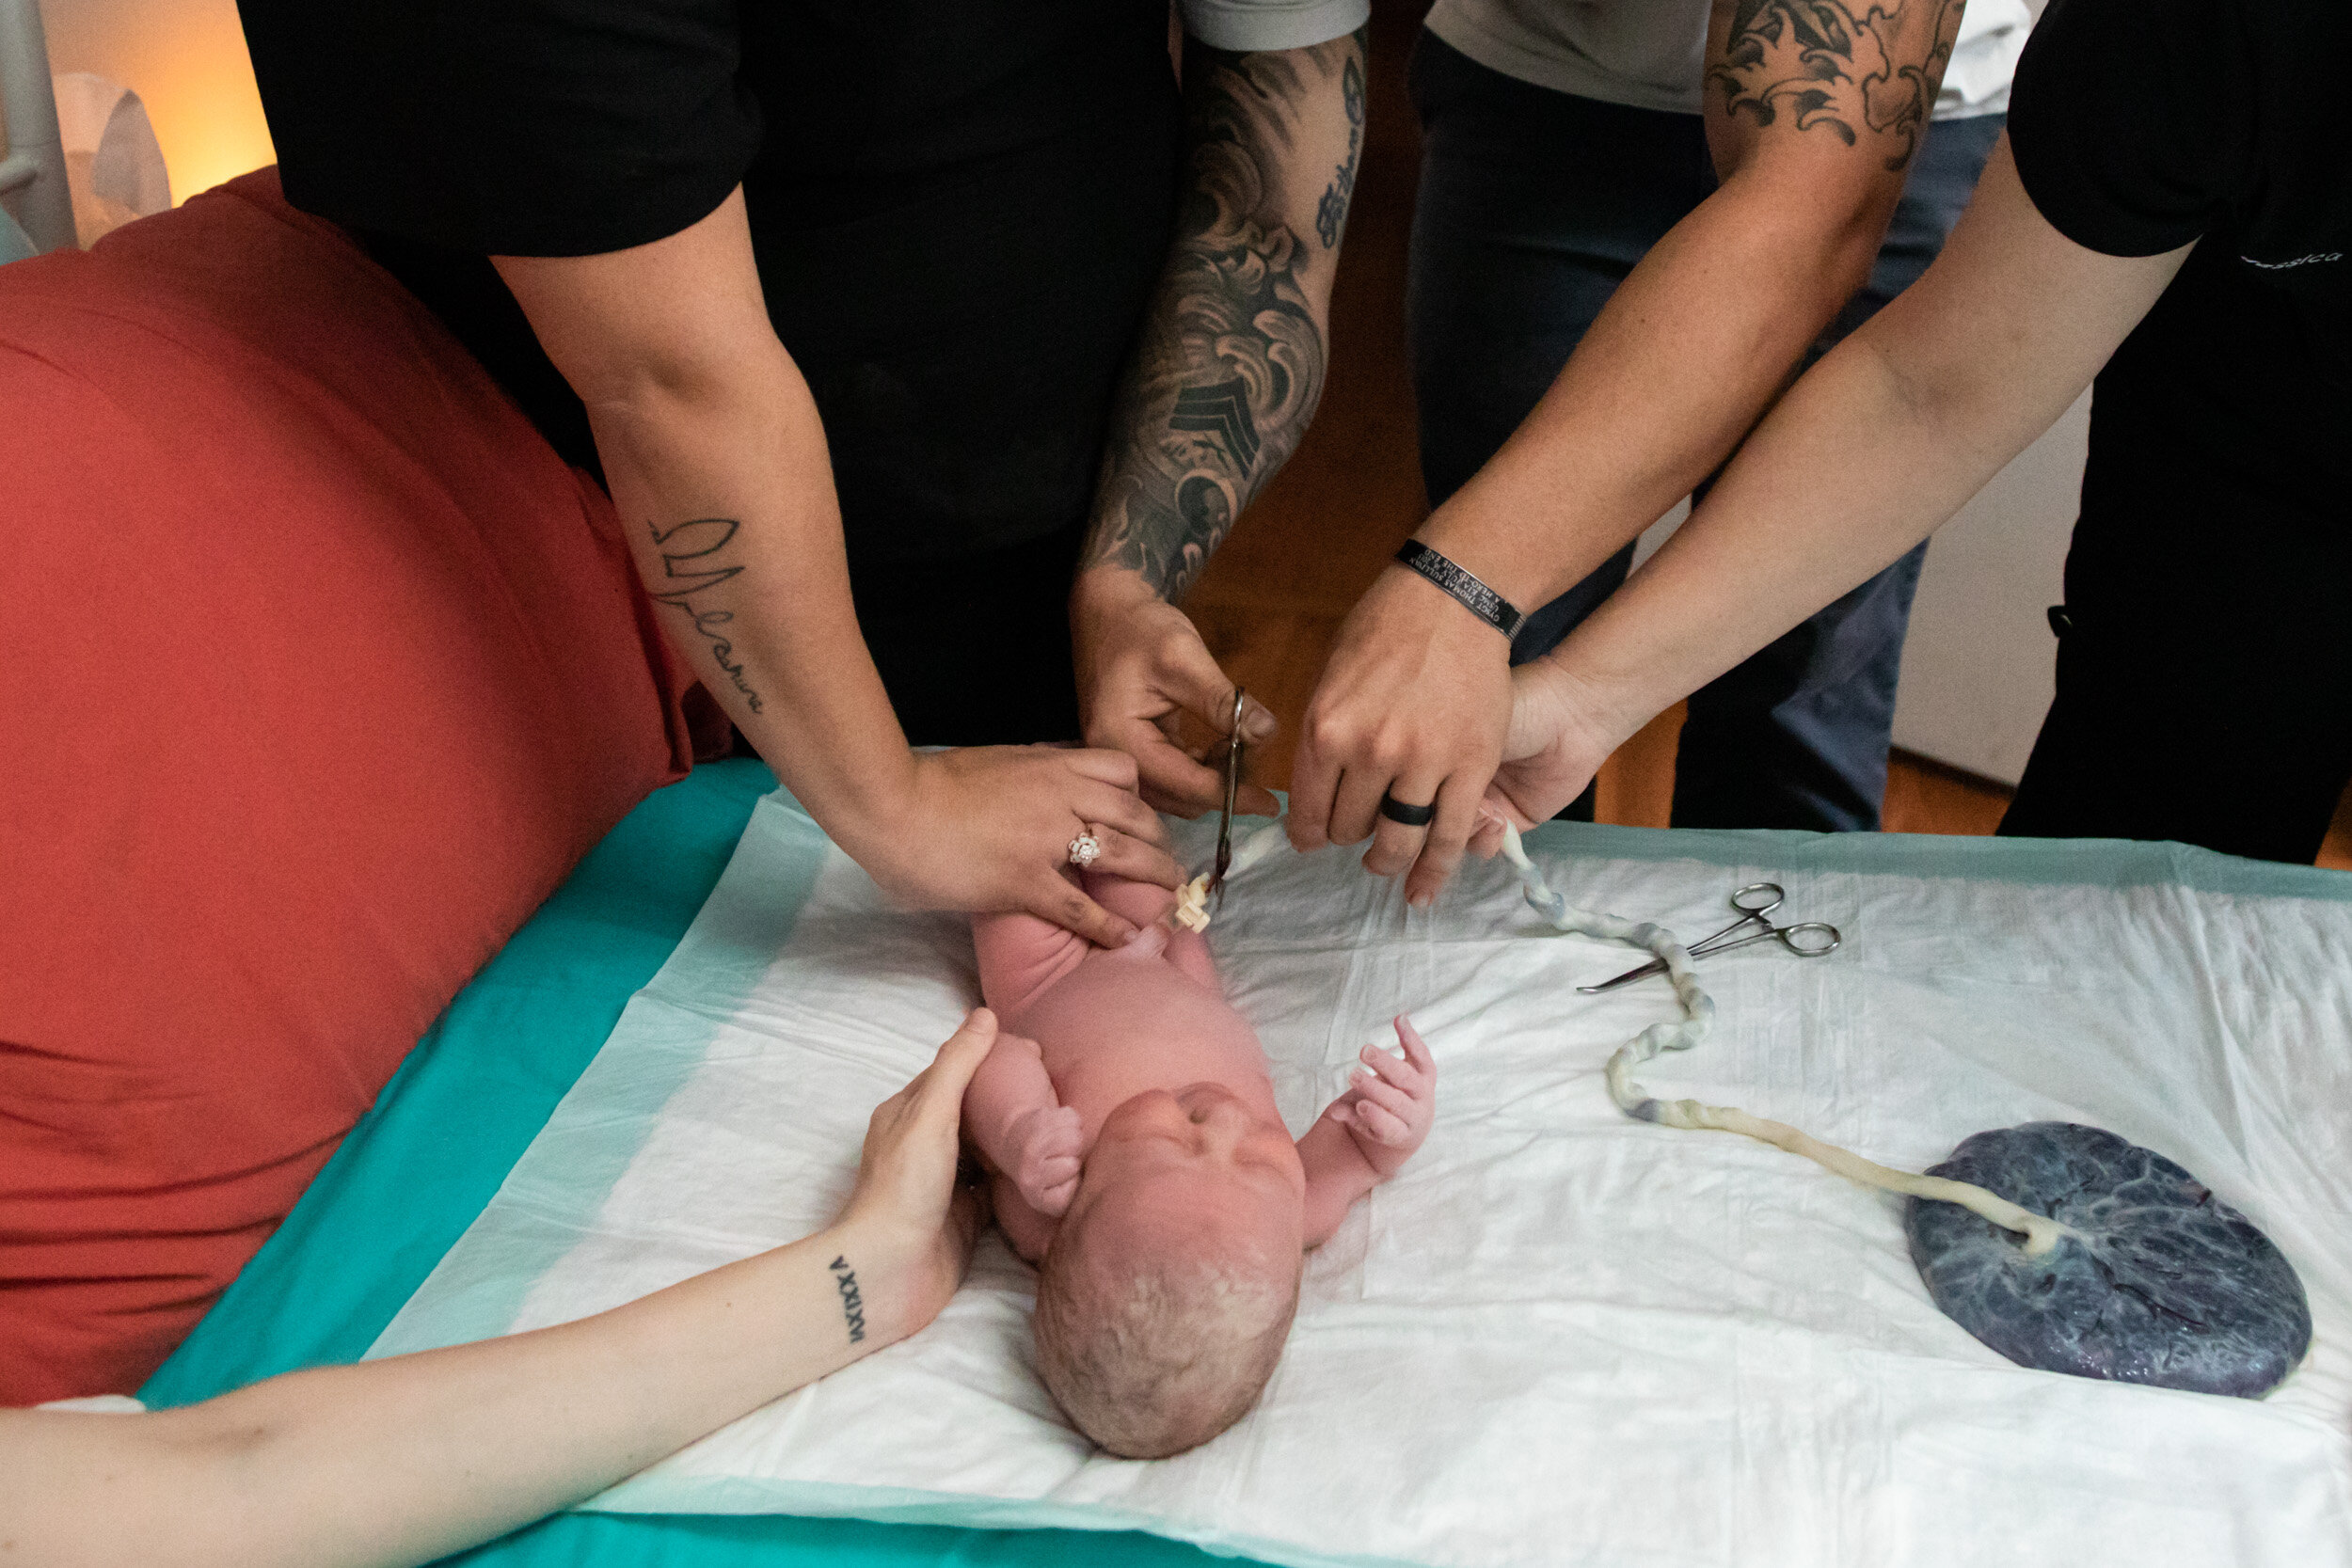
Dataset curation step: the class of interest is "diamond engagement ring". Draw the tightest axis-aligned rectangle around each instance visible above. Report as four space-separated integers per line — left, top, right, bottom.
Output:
1067 832 1102 868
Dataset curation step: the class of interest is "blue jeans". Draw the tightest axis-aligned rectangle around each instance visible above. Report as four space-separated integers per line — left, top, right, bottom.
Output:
1406 33 2005 830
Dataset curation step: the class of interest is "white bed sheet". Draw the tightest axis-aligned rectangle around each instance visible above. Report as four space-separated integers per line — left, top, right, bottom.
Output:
373 794 2352 1568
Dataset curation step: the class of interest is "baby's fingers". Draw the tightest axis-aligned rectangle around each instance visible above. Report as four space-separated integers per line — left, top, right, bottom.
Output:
1347 1068 1417 1127
1344 1095 1412 1146
1391 1016 1435 1079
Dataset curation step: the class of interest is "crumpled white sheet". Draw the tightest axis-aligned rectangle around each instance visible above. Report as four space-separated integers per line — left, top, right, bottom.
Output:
373 794 2352 1568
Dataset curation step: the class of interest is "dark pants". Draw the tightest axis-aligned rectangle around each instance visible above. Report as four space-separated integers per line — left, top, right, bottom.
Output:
1406 34 2005 829
2002 515 2352 864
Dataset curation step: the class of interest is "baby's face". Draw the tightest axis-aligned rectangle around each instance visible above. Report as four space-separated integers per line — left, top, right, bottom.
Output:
1066 1084 1306 1265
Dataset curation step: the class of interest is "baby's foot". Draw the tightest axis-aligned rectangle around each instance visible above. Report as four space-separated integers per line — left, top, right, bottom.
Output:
1007 1104 1084 1217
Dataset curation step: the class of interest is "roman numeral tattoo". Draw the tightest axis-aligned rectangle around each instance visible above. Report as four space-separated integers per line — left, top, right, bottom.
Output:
645 516 764 714
830 1255 866 1344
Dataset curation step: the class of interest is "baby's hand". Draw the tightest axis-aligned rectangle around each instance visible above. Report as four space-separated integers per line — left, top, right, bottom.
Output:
1005 1104 1084 1217
1324 1016 1437 1180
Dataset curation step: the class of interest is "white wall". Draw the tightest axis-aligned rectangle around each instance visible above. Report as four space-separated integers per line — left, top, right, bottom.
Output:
1629 393 2089 789
33 0 270 202
1890 394 2085 784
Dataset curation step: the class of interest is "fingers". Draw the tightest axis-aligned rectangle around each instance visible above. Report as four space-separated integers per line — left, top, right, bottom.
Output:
1123 721 1230 818
1036 877 1138 949
1360 767 1443 879
1335 1094 1411 1145
1327 764 1390 849
1286 729 1341 852
1080 822 1184 892
1076 778 1173 850
1403 773 1485 906
1060 745 1143 793
907 1007 1000 1122
1391 1015 1436 1078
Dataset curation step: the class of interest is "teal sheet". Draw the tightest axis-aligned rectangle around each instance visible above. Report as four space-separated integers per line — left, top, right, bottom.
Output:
141 761 2351 1566
140 760 1228 1568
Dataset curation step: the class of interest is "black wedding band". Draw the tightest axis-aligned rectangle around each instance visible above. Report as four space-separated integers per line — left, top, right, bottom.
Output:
1378 793 1437 828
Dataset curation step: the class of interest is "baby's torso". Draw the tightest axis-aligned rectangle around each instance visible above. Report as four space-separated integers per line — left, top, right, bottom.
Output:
1007 941 1278 1139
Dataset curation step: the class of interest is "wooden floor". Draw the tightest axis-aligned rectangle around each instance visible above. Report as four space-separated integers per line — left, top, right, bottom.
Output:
1184 1 2352 870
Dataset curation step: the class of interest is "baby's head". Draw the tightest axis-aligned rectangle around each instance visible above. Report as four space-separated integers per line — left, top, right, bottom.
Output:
1033 1083 1305 1458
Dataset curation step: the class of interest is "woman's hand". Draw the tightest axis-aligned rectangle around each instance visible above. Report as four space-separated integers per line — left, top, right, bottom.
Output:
841 748 1184 950
830 1008 1003 1345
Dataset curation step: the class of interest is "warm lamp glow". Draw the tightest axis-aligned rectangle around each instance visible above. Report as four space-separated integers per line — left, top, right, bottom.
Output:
36 0 276 205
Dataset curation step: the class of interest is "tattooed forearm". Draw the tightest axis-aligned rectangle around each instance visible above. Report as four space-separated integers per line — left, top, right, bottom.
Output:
1708 0 1963 171
1083 27 1367 601
829 1255 866 1344
645 516 764 713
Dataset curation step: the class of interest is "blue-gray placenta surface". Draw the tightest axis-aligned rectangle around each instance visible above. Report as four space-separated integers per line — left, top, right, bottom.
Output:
1906 1123 2311 1398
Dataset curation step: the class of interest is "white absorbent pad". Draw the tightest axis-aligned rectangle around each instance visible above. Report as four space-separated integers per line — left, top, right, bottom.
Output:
373 793 2352 1568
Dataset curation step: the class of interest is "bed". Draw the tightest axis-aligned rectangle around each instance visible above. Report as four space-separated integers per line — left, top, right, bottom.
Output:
136 759 2352 1567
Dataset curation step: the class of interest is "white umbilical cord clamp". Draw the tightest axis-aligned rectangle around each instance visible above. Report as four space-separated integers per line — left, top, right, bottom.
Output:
1186 816 2070 1257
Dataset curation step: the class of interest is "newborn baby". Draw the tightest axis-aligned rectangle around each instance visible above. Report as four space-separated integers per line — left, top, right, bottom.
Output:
966 868 1435 1458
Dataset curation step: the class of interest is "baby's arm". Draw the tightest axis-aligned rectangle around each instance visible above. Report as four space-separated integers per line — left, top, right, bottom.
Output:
971 904 1090 1020
961 1029 1084 1232
1298 1017 1438 1247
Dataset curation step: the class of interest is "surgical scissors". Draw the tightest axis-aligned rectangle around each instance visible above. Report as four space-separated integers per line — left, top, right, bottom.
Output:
1205 687 1248 911
1577 882 1839 993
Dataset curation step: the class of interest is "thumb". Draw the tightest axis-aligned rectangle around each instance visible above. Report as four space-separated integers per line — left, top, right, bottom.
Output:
917 1007 1000 1114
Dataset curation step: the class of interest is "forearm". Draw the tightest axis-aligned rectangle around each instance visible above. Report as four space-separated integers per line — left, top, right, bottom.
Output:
588 355 914 867
1530 317 1991 739
35 1228 874 1568
961 1031 1062 1173
1296 1116 1381 1247
1075 29 1366 615
1422 174 1888 610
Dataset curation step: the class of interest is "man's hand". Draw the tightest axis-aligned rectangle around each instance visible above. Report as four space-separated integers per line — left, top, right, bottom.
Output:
842 746 1183 952
1288 564 1513 906
1320 1016 1437 1181
1073 567 1279 818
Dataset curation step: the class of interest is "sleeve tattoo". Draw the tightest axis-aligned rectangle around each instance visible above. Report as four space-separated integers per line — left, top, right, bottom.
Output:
1709 0 1965 171
1083 28 1368 601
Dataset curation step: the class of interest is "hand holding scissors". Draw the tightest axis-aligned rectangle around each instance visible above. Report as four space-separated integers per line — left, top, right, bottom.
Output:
1578 882 1839 993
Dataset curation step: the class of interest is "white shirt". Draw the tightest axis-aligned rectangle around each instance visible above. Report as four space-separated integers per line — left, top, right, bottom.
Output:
1425 0 2031 120
1182 0 1373 52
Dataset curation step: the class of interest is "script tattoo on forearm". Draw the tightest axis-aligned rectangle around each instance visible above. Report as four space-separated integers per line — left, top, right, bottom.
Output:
1083 27 1368 602
829 1255 866 1344
1708 0 1963 171
645 516 764 714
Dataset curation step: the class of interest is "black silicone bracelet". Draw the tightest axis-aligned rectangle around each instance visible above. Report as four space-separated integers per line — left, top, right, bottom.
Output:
1392 540 1524 641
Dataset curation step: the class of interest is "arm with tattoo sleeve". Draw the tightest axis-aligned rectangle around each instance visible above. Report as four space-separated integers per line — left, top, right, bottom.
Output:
1071 28 1368 816
1291 0 1971 903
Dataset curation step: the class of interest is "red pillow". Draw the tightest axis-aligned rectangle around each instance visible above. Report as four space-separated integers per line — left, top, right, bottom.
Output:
0 171 703 1401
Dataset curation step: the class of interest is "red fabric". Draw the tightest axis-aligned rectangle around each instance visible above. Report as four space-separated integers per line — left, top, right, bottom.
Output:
0 171 700 1401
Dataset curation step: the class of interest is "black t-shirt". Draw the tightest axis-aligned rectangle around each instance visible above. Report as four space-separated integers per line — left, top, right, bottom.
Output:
2008 0 2348 571
236 1 1183 569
